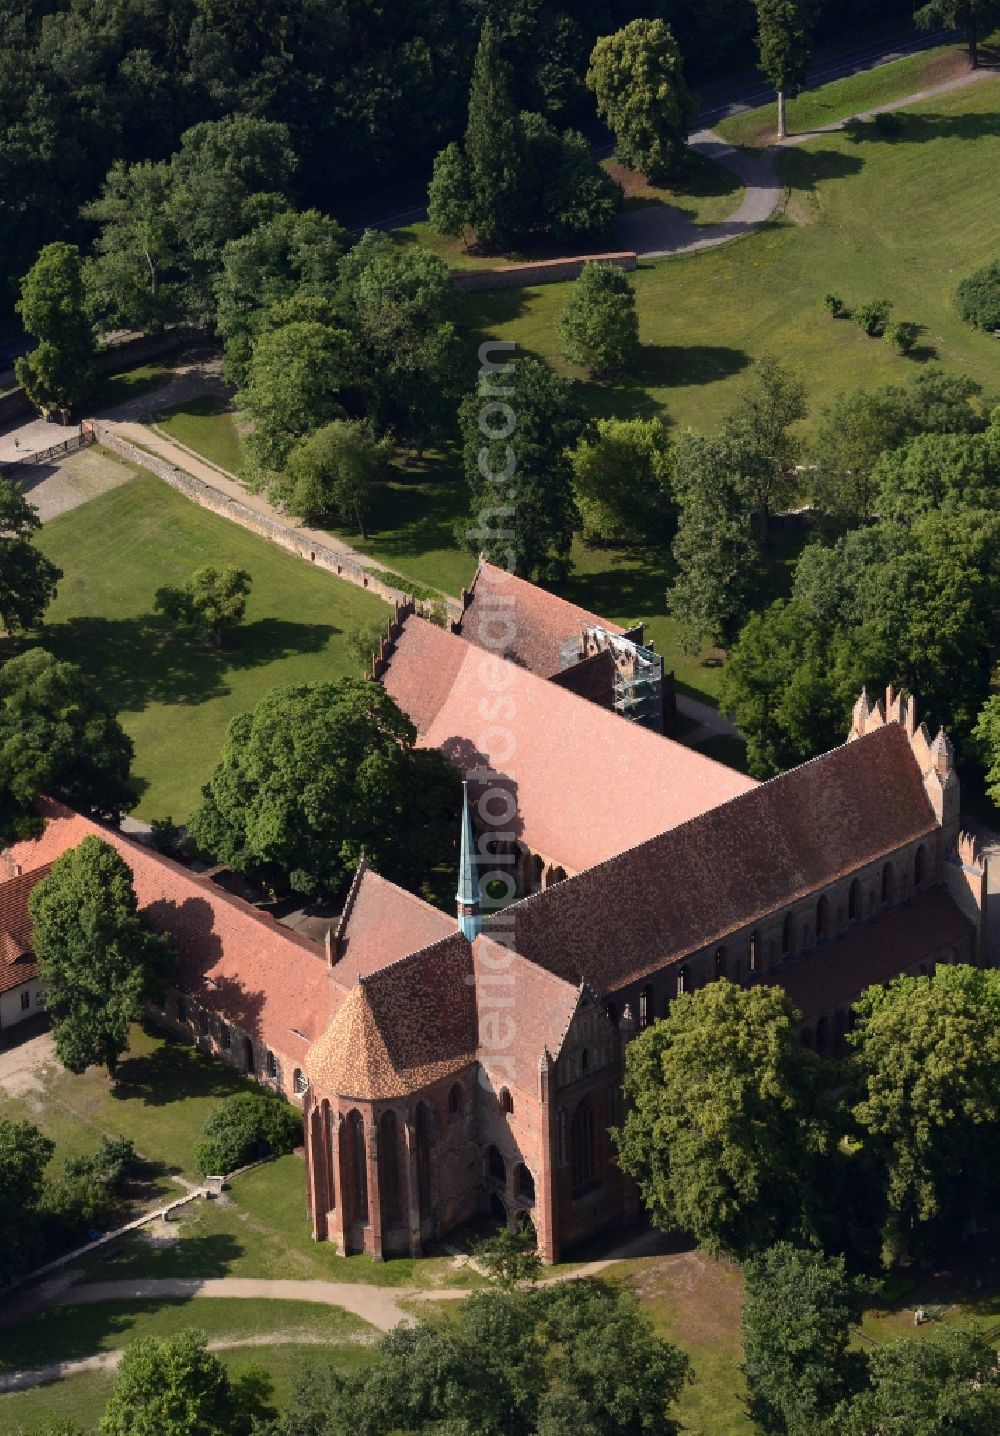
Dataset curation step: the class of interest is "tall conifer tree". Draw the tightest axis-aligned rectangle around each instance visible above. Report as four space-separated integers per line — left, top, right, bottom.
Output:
464 20 529 247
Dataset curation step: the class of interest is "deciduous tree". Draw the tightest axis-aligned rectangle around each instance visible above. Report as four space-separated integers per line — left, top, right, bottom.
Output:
239 317 352 479
849 965 1000 1265
838 1327 1000 1434
282 420 391 532
586 19 697 180
723 353 807 532
0 1117 54 1285
0 649 135 844
559 262 640 377
154 566 253 647
614 981 834 1258
741 1243 868 1435
570 415 673 544
915 0 1000 69
190 679 461 899
29 836 173 1079
100 1327 269 1436
82 160 181 333
752 0 816 138
668 432 758 652
460 354 584 583
16 243 97 413
0 479 61 634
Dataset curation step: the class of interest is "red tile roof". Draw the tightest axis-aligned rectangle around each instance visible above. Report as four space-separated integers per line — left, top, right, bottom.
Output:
760 887 973 1019
0 865 51 995
381 617 755 873
333 866 455 984
473 934 581 1094
3 801 348 1063
502 724 938 994
457 560 628 678
307 934 477 1100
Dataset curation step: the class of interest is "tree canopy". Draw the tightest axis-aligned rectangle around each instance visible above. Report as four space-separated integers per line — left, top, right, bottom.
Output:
614 980 834 1258
258 1280 692 1436
281 420 391 531
559 262 640 377
0 649 135 844
154 566 253 647
0 479 62 635
189 678 461 899
29 835 173 1078
586 19 698 180
15 243 97 412
0 1117 54 1286
460 354 585 583
848 965 1000 1265
570 415 673 545
752 0 816 137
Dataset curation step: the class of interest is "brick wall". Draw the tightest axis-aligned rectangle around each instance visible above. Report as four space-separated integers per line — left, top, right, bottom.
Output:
452 251 637 293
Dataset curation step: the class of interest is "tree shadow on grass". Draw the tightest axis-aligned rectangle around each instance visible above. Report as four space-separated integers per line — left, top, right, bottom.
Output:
112 1026 263 1108
38 615 336 713
555 548 671 627
843 109 1000 148
88 1232 247 1284
632 343 752 393
777 147 865 192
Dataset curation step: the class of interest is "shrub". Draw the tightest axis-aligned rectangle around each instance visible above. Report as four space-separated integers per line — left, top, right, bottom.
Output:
195 1092 302 1176
956 260 1000 332
853 298 892 337
559 262 640 377
824 294 845 317
884 321 918 355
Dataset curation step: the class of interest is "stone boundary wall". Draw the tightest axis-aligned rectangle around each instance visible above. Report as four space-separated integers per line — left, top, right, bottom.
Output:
92 425 461 620
452 251 637 293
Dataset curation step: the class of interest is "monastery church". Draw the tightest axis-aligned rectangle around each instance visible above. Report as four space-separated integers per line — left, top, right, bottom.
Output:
0 561 988 1263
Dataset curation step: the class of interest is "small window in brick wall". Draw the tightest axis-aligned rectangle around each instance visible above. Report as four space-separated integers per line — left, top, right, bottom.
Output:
500 1087 514 1115
294 1068 307 1095
222 1025 232 1052
21 990 30 1011
448 1083 463 1118
266 1050 278 1080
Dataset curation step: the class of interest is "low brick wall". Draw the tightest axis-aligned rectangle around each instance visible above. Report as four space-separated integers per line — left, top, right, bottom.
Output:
452 251 637 293
92 425 461 620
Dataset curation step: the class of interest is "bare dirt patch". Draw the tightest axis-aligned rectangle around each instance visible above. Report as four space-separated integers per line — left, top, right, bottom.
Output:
0 1029 56 1099
620 1250 744 1349
23 447 134 523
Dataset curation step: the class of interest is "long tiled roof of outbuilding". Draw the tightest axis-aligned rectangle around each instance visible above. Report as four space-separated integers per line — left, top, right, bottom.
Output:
0 864 51 995
3 801 347 1058
381 617 756 873
500 724 938 994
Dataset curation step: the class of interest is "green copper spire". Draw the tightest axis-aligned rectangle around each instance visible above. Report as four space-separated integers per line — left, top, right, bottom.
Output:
457 781 482 939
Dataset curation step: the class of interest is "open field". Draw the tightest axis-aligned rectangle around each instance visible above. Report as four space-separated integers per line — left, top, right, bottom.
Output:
33 460 389 820
465 76 1000 437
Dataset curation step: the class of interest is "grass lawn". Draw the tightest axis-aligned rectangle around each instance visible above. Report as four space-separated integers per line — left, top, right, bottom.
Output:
33 461 390 820
94 362 174 411
0 1296 370 1375
0 1344 373 1435
717 42 967 148
464 77 1000 439
154 394 245 475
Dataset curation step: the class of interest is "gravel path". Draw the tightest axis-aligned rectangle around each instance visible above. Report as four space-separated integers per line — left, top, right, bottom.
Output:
617 67 995 260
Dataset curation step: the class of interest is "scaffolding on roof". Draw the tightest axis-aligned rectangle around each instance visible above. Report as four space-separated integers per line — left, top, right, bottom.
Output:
559 627 664 734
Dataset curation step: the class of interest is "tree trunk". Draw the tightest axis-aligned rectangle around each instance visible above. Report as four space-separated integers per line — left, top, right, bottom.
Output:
777 89 787 140
969 14 978 69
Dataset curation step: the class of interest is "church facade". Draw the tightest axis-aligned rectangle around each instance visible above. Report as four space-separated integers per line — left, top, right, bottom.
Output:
0 569 988 1264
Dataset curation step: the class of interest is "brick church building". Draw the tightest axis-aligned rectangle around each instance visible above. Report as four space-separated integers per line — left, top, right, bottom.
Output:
0 565 988 1263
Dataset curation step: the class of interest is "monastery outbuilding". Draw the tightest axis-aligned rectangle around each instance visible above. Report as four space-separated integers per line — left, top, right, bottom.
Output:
0 568 987 1263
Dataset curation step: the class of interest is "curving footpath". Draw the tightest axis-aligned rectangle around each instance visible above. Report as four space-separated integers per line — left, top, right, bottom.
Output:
618 67 996 261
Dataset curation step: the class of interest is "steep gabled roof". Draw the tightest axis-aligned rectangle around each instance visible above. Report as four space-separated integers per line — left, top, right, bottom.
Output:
457 559 627 677
501 724 938 993
3 801 346 1058
472 933 582 1095
381 617 755 873
307 933 477 1100
0 864 51 996
333 866 456 983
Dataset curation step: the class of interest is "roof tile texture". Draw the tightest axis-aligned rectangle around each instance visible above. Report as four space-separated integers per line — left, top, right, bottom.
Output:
382 617 755 873
0 864 51 995
502 725 938 993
